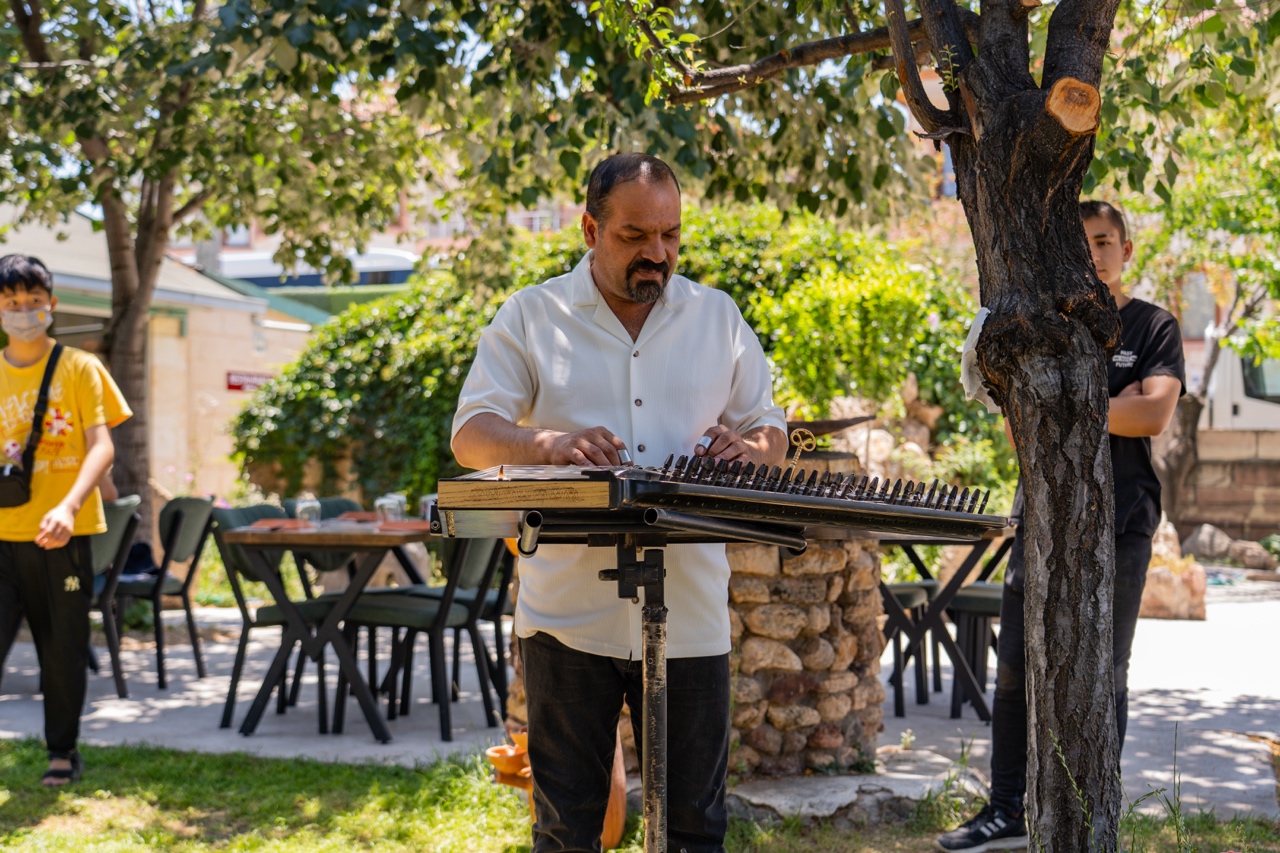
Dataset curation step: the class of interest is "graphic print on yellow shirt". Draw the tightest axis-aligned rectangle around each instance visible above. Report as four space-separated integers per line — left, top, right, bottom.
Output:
0 344 132 541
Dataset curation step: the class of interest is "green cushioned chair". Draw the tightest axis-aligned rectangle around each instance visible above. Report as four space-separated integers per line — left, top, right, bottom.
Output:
362 541 517 717
211 504 300 730
947 581 1003 718
112 496 215 689
335 537 507 741
88 495 142 699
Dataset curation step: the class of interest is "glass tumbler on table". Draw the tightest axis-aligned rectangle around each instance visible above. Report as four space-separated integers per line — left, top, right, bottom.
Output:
375 494 405 523
295 497 322 529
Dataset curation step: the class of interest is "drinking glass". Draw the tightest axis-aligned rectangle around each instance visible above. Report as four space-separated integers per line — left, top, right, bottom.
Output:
295 498 322 529
375 494 405 523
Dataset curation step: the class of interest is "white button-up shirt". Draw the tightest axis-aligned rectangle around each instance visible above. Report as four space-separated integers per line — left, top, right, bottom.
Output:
452 252 786 659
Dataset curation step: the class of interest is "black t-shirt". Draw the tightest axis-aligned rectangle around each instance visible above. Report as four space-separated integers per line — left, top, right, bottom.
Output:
1010 297 1185 537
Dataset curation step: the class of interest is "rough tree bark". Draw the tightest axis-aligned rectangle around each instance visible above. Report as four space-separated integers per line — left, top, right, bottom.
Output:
899 0 1126 848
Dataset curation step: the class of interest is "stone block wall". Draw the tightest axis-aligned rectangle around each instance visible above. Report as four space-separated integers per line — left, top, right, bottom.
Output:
726 539 885 778
1178 430 1280 541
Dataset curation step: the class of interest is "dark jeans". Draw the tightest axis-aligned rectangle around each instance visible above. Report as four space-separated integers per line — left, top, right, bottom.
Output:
989 529 1151 812
519 631 730 853
0 538 93 757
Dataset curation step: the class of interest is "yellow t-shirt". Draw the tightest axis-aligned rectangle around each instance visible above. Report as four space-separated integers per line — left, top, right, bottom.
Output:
0 342 132 541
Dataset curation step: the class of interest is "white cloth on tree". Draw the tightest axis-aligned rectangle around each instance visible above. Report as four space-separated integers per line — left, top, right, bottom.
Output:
960 307 1002 415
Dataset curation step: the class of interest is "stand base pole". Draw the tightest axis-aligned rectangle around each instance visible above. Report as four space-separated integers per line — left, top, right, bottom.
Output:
642 603 668 853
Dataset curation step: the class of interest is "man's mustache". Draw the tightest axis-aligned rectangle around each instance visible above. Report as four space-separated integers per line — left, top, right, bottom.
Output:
628 259 670 279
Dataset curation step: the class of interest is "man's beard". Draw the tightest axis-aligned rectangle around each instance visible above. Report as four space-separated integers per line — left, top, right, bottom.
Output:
625 259 670 304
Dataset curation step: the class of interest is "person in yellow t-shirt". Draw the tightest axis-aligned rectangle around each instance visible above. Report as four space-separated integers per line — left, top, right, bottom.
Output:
0 255 131 788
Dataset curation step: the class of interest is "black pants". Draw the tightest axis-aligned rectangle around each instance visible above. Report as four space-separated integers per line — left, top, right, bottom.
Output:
988 529 1151 811
0 537 93 757
519 631 730 853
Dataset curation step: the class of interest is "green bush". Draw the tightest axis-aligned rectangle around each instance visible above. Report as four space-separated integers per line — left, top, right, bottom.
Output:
232 204 1012 501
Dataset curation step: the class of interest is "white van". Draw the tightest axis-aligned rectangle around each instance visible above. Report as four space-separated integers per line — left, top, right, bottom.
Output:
1202 346 1280 431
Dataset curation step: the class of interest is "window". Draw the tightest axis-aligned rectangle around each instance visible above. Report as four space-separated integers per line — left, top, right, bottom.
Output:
223 224 251 247
1242 357 1280 405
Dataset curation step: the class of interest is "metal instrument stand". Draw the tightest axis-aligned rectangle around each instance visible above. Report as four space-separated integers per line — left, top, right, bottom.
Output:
599 535 669 853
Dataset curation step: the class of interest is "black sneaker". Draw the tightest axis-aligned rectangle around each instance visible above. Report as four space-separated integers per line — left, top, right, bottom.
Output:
935 803 1028 851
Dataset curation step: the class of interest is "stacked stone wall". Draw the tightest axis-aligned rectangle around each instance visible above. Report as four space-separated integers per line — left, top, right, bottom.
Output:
726 539 885 778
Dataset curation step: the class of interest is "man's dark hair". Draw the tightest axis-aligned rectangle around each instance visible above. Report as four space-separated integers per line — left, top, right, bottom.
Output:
1079 200 1128 243
0 254 54 295
585 153 681 225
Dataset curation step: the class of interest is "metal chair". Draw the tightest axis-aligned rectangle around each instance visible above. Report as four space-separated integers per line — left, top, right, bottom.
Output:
88 495 141 699
947 581 1003 719
212 504 336 730
112 496 214 689
335 537 506 740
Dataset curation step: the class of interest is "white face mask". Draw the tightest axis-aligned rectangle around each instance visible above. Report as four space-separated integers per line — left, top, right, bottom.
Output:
1 308 54 343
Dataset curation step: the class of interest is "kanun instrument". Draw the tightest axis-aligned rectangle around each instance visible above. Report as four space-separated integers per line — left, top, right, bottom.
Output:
431 454 1005 551
429 455 1006 853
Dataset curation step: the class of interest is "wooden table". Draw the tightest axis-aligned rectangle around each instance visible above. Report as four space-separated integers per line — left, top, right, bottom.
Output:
878 526 1016 722
221 523 433 743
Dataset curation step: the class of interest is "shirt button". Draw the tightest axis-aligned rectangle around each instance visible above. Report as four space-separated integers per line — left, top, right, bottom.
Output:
635 399 642 406
633 351 639 358
631 596 640 604
637 444 646 452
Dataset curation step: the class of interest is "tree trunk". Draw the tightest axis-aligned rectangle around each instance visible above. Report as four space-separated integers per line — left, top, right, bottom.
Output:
1151 394 1203 528
108 317 154 534
951 46 1124 853
98 181 175 537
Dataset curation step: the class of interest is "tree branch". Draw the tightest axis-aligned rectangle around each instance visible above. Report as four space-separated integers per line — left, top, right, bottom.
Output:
16 59 92 68
631 10 696 79
173 189 213 224
886 0 953 133
976 0 1037 91
669 17 932 105
916 0 974 111
8 0 52 63
1043 0 1122 89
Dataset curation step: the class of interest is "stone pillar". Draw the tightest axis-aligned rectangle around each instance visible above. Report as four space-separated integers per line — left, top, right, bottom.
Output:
727 538 885 778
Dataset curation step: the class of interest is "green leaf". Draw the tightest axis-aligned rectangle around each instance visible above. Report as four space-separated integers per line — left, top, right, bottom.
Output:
1229 56 1256 77
558 149 582 177
1154 179 1172 205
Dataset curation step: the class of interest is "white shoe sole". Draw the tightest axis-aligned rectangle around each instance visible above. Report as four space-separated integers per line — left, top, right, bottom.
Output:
935 836 1028 852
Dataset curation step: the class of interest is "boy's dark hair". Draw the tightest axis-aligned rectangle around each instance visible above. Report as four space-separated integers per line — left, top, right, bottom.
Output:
0 254 54 295
585 153 681 226
1079 200 1128 243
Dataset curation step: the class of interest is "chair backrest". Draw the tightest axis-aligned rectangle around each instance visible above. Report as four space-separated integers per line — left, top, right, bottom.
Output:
442 538 506 593
158 496 215 564
90 495 143 576
282 496 364 520
211 504 288 583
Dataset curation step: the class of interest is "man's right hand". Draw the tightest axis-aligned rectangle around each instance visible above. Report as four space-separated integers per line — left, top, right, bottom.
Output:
548 427 628 466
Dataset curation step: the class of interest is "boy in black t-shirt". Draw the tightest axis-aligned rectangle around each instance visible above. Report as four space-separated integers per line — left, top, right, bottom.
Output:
937 202 1185 852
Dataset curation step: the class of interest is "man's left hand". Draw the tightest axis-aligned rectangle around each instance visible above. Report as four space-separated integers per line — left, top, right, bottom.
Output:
36 503 76 549
693 425 781 467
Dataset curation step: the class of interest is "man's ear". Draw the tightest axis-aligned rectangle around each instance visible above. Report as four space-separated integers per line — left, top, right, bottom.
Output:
582 213 599 249
1122 239 1134 265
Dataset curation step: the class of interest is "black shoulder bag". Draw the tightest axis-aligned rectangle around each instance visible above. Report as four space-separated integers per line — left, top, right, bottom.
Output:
0 343 64 508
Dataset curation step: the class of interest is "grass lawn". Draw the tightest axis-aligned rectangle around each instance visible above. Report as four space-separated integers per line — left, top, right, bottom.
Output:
1 740 1277 852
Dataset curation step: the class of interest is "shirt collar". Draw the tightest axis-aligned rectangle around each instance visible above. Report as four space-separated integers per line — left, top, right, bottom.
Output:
570 251 693 306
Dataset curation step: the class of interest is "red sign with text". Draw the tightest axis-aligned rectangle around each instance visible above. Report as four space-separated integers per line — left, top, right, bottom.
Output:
227 371 274 392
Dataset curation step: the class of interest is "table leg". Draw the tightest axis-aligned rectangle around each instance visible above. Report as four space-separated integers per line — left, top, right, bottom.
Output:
894 540 994 722
239 629 302 736
319 551 394 743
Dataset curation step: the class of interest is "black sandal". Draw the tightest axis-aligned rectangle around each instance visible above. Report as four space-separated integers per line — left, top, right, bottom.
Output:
41 751 82 787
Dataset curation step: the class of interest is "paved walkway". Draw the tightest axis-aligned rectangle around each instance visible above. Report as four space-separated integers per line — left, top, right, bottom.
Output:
878 571 1280 817
0 608 504 765
2 573 1277 819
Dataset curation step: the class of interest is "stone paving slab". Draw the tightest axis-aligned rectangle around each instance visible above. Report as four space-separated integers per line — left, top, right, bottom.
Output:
878 579 1280 818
